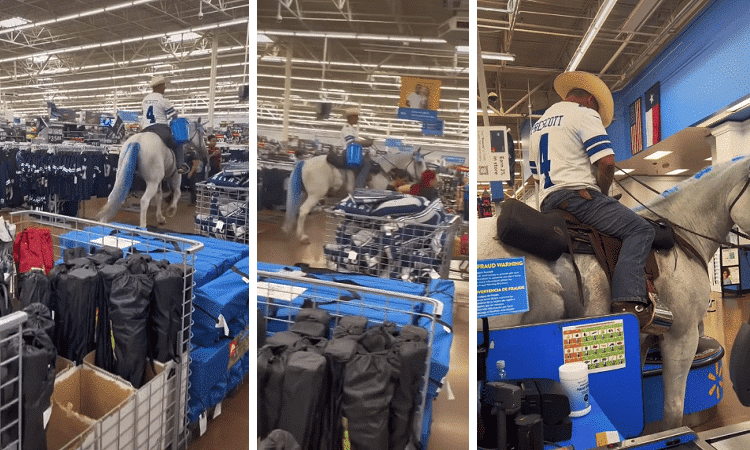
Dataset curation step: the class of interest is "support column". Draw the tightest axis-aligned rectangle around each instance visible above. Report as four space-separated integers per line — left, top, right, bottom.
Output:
282 45 292 142
208 32 218 132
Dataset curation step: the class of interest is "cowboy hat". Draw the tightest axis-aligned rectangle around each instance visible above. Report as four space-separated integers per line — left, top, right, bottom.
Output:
148 75 169 87
343 106 360 118
554 71 614 127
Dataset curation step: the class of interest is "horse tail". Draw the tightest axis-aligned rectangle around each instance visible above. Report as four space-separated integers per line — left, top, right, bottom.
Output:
97 141 140 222
283 160 305 230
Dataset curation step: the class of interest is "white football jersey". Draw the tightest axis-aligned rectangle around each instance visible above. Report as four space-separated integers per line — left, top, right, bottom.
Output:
529 101 614 205
141 92 177 128
341 123 358 147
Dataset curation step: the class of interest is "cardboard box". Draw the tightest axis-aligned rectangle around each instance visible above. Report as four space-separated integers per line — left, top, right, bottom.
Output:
52 365 136 450
47 401 96 450
82 351 170 450
55 356 75 377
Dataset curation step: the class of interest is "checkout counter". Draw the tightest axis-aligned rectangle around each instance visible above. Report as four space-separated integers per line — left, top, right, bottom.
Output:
480 313 729 450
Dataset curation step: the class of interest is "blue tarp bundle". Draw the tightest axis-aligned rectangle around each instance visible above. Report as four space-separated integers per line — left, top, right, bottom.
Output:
59 225 248 289
187 333 250 423
193 256 250 347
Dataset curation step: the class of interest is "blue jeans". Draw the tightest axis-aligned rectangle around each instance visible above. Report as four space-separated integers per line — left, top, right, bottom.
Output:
354 156 371 189
541 189 655 304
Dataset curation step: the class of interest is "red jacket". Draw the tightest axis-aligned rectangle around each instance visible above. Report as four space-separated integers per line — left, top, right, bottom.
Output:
14 228 54 274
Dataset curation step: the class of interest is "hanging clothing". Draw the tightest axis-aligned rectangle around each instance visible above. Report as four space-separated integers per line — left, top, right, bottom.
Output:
13 228 54 274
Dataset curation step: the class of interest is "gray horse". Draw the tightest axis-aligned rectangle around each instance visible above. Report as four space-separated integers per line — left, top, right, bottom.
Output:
97 119 205 228
478 156 750 430
282 150 428 244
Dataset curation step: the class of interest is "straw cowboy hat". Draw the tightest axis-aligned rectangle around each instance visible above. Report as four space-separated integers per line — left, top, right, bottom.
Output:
554 71 614 127
343 106 360 118
148 75 169 87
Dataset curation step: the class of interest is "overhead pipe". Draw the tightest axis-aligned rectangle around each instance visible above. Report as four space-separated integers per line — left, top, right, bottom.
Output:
612 0 709 89
599 0 666 76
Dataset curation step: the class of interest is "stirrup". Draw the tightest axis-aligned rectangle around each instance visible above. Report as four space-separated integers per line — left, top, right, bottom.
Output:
643 293 674 335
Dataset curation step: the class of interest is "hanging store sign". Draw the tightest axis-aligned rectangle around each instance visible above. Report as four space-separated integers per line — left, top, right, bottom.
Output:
397 76 441 121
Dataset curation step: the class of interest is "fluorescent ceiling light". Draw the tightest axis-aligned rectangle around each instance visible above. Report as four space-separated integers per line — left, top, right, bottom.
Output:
643 150 672 160
482 52 515 62
615 168 634 176
566 0 617 72
665 169 688 175
165 31 201 43
0 17 29 28
455 46 470 53
257 34 274 44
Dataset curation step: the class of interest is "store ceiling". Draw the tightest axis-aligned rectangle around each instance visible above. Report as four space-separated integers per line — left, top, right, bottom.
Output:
257 0 470 154
0 0 249 127
479 0 714 197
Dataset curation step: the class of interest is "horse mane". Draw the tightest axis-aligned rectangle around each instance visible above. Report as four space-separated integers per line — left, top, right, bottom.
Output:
641 155 750 217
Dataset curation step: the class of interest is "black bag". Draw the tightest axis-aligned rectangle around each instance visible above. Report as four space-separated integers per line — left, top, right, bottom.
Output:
18 270 51 309
278 351 328 449
295 308 331 338
23 303 55 340
320 338 357 450
259 429 301 450
389 325 429 450
108 270 153 388
10 328 57 450
96 264 129 371
342 326 399 450
333 315 368 339
496 197 570 261
258 333 304 440
51 263 101 363
148 261 183 362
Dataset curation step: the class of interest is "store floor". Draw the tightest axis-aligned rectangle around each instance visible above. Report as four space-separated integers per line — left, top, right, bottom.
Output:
79 195 250 450
257 208 471 449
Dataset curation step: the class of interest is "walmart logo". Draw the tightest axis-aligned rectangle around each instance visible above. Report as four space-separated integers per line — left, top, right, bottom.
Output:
708 362 723 400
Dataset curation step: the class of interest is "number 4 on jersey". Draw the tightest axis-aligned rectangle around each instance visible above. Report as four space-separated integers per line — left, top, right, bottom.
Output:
146 105 155 124
538 133 553 188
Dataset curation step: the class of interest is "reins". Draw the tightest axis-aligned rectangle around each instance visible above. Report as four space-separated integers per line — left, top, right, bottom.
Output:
614 164 750 262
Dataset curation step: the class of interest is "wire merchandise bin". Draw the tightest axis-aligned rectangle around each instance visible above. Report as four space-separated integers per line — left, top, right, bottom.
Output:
0 311 26 450
8 211 202 450
194 181 249 244
324 208 461 284
257 269 444 449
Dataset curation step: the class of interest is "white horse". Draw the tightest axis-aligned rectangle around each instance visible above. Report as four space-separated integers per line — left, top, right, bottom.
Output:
97 119 205 228
478 155 750 430
282 150 428 244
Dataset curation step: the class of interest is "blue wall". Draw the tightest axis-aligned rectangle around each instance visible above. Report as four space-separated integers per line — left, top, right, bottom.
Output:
610 0 750 160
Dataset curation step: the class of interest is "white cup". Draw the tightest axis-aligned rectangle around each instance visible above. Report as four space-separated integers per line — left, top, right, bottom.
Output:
559 362 591 417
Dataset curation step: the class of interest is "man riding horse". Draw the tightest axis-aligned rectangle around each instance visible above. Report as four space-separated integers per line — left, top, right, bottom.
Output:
341 106 374 188
141 75 189 174
530 71 672 332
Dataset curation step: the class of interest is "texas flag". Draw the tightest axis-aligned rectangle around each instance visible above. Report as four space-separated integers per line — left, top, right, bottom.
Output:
645 82 661 147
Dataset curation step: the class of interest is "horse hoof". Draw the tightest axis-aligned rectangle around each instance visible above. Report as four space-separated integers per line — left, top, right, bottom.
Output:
300 236 311 245
166 208 176 217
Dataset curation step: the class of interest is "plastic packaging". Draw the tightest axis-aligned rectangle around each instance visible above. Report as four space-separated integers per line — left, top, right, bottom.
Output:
558 362 591 417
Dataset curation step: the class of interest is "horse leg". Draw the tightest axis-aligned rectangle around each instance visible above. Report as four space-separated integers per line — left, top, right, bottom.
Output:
658 327 700 429
140 182 159 228
154 184 167 225
165 172 181 217
296 194 321 245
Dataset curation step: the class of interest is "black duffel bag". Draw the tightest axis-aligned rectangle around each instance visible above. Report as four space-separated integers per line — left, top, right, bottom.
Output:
496 197 570 261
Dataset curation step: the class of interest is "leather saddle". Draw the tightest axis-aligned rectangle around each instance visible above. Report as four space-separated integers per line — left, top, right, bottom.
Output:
495 197 677 296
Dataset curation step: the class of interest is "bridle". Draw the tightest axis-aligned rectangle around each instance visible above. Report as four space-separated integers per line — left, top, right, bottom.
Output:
615 165 750 250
